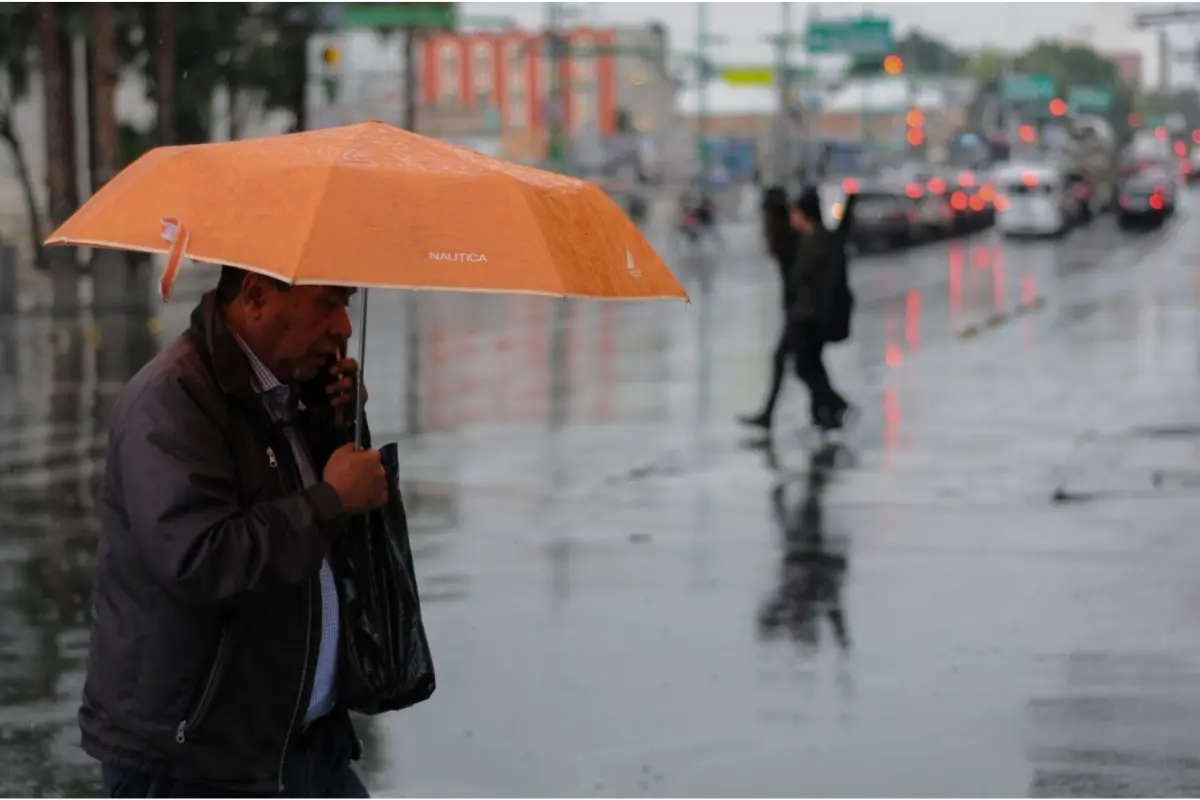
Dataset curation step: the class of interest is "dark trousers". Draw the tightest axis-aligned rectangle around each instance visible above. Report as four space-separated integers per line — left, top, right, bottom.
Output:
100 714 368 798
759 321 846 427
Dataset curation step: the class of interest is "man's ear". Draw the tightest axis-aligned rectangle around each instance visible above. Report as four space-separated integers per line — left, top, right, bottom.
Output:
242 274 272 311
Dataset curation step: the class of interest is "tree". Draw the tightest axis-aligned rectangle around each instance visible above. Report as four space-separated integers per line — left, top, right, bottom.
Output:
894 31 966 75
89 3 120 190
152 3 176 145
36 2 81 293
1015 41 1135 138
0 4 45 268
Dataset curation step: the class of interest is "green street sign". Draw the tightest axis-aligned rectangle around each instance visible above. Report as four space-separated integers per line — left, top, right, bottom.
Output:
341 5 512 30
1001 74 1056 103
343 4 455 28
805 18 892 57
1067 85 1113 112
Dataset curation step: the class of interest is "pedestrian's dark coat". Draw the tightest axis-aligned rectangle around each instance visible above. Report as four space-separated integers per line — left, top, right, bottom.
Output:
80 292 361 794
790 193 857 343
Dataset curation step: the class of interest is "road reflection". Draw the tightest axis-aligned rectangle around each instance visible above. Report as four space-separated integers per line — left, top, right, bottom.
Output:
758 444 851 654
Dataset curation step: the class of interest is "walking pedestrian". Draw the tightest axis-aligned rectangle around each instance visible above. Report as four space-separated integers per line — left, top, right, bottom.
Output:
740 185 857 436
788 187 856 435
80 267 388 797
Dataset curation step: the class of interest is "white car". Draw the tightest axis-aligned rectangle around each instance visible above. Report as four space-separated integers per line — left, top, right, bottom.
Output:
993 162 1080 238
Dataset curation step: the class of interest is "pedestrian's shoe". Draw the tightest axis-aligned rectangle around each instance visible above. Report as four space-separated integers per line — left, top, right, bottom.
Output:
738 412 772 430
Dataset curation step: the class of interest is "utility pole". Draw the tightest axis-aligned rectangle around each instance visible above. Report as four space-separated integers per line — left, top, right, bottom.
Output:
696 2 710 176
775 2 793 185
545 2 569 172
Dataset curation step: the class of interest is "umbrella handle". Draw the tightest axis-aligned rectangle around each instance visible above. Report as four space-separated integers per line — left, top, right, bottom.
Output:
354 288 369 451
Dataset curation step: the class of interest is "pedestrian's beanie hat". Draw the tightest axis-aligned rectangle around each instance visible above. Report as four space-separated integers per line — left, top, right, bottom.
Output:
793 186 824 225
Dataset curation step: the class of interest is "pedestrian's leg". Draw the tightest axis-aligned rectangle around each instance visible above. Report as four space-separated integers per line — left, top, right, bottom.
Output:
810 339 849 424
792 333 826 427
740 324 790 429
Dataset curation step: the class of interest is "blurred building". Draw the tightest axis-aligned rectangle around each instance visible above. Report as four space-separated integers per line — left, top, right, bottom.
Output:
309 23 673 166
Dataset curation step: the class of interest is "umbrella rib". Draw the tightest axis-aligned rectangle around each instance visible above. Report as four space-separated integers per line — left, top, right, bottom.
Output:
506 176 568 298
288 160 342 285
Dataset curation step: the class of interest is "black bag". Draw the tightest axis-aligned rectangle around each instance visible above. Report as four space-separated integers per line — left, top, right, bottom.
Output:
331 442 436 715
823 247 854 344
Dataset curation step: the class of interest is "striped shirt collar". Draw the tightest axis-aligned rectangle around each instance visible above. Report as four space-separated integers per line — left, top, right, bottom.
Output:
232 333 284 395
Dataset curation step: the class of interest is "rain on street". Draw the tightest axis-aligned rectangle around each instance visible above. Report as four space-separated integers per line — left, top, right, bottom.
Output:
4 197 1200 797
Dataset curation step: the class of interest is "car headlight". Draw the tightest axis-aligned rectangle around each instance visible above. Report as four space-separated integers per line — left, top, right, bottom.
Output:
831 201 845 221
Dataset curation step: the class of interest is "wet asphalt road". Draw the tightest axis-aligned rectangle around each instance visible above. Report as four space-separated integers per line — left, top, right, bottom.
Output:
3 201 1200 796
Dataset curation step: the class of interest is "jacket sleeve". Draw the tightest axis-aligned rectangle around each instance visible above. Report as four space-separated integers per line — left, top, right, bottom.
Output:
116 377 346 606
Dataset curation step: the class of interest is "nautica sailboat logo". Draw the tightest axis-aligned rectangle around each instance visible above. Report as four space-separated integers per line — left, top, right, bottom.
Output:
625 248 642 278
428 252 488 263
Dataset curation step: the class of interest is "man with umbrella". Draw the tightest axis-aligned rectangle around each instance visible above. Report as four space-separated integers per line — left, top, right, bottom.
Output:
81 267 387 797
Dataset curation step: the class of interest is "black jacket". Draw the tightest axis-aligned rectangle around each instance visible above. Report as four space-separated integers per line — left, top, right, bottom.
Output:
80 292 362 794
789 194 857 341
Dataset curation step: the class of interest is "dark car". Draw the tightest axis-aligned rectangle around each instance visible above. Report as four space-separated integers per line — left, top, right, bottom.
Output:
829 176 919 251
1116 165 1177 229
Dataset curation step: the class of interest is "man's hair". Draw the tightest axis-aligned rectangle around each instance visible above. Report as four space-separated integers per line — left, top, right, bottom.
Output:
216 266 291 306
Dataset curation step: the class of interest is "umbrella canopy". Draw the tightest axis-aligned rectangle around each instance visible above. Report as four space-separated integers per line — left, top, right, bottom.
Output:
46 121 687 303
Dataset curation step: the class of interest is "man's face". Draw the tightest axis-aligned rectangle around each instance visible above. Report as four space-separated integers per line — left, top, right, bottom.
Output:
241 276 355 382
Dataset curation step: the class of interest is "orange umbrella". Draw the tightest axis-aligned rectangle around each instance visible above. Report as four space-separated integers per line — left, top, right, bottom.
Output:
46 121 687 445
45 120 687 303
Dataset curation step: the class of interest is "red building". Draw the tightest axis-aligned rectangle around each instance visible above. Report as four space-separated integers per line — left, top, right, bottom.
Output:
419 26 619 152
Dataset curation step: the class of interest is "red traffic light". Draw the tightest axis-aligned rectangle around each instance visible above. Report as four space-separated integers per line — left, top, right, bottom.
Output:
1048 98 1067 117
883 55 904 76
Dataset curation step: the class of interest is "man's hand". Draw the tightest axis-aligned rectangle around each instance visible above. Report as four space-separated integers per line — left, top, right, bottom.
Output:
323 443 387 515
326 357 367 429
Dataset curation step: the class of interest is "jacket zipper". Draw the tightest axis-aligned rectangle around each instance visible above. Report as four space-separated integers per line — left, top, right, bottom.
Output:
175 628 231 744
277 580 313 792
273 430 316 793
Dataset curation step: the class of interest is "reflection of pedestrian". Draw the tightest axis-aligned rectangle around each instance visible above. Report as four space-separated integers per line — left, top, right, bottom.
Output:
81 267 391 797
758 445 850 650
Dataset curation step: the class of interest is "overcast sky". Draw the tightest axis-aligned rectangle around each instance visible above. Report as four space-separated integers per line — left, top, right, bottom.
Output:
461 2 1185 84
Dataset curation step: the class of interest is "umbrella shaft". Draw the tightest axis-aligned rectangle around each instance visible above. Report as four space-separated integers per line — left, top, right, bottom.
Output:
355 289 369 450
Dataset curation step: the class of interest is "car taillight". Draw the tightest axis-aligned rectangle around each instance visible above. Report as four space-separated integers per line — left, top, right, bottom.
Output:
958 171 975 188
979 184 996 201
1150 193 1164 210
1119 195 1130 208
995 195 1010 212
950 191 968 211
906 182 923 199
927 177 947 195
969 195 985 212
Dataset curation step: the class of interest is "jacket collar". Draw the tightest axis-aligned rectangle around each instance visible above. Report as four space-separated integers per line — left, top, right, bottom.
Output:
189 291 262 406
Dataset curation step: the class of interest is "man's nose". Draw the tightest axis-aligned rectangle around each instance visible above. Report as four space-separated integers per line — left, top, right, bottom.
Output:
331 305 352 342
